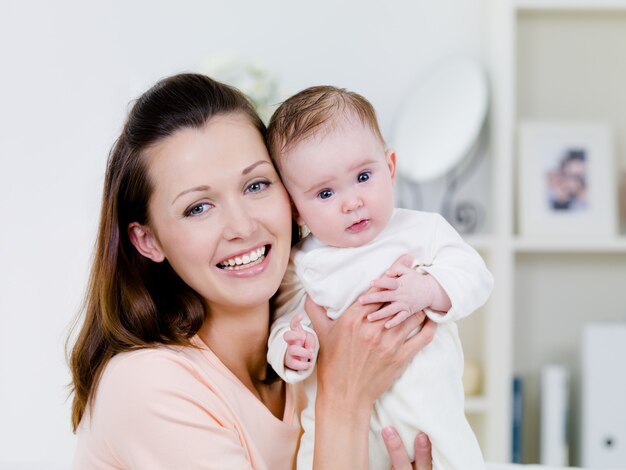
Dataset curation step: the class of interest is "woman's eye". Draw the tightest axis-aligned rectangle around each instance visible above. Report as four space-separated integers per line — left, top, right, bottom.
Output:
246 180 270 194
318 189 334 200
185 202 212 217
357 171 371 183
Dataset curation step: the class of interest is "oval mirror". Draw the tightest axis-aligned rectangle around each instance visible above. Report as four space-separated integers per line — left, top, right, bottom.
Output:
391 58 488 183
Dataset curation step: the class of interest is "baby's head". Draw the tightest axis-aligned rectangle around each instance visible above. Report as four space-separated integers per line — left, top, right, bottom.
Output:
267 86 396 248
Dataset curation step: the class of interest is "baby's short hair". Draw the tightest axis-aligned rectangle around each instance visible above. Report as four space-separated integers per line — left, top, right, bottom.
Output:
267 86 386 168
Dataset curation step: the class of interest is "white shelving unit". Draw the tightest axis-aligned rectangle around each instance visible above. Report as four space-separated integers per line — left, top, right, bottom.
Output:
475 0 626 464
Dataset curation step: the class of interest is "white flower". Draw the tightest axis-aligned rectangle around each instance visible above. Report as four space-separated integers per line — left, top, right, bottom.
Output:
204 55 282 124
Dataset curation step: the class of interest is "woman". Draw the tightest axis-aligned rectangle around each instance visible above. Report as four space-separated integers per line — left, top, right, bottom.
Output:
68 73 436 469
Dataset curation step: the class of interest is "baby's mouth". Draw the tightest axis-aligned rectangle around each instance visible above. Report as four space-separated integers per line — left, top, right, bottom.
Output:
347 219 369 233
217 245 269 270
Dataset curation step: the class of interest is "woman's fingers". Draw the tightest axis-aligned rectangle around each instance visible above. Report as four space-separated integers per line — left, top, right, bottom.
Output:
382 426 412 470
304 296 331 336
401 317 436 361
367 302 403 322
384 310 413 329
413 433 433 470
382 427 433 470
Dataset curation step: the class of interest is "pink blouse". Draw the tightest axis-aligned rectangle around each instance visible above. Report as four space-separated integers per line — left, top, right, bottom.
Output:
73 336 304 469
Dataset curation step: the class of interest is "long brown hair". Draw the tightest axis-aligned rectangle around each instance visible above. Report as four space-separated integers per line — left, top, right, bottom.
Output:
67 73 265 431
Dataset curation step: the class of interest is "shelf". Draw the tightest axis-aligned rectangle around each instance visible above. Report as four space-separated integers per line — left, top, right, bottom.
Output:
513 237 626 253
515 0 626 11
465 395 489 414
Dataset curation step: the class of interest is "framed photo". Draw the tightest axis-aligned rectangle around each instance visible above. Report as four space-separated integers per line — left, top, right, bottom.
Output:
518 122 617 238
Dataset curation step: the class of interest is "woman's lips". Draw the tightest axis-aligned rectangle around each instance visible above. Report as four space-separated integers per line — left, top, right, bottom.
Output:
217 245 268 270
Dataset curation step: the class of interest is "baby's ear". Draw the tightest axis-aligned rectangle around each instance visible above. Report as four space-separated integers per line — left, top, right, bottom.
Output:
290 203 310 239
385 149 397 182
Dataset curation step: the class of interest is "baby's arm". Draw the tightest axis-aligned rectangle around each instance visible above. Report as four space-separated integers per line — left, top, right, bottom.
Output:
267 259 320 383
360 212 494 327
360 254 451 328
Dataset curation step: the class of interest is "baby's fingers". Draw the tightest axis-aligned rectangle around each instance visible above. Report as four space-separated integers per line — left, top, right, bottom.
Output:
284 329 306 345
289 314 304 331
285 355 313 371
359 289 396 306
385 254 414 277
287 345 314 360
303 332 317 353
370 276 399 291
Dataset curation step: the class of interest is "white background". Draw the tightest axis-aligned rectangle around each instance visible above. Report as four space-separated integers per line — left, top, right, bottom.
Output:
0 0 488 465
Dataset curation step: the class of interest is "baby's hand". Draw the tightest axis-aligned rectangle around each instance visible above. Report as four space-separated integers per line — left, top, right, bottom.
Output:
359 254 432 329
284 314 317 371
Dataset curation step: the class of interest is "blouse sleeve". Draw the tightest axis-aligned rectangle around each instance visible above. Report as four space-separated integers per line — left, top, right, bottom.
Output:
93 351 254 470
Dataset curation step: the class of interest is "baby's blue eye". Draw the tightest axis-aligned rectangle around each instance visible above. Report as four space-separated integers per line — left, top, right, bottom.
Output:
186 202 211 217
357 171 371 183
318 189 334 200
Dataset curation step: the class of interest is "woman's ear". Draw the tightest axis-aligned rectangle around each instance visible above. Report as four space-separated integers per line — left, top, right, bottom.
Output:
385 149 397 183
128 222 165 262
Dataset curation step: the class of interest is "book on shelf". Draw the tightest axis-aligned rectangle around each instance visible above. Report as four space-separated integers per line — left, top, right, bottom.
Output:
540 365 569 467
511 376 523 463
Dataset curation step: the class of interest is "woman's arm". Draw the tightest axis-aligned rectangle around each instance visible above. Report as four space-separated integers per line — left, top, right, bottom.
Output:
306 294 436 470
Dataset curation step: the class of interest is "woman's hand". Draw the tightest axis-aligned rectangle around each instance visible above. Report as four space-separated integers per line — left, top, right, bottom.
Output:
383 427 432 470
307 290 436 470
307 291 435 408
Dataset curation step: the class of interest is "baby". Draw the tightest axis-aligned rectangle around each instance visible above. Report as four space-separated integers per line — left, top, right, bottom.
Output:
266 86 493 470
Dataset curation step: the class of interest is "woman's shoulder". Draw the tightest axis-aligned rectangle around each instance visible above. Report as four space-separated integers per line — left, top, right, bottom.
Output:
96 343 220 409
103 345 196 382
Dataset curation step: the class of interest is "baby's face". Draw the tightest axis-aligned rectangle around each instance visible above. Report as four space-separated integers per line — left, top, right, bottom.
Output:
279 118 396 248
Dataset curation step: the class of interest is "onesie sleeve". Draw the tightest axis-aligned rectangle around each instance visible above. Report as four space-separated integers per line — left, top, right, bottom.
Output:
418 213 494 323
87 351 255 470
267 257 319 383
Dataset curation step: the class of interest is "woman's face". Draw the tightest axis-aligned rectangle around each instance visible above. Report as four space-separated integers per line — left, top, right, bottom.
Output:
136 113 293 312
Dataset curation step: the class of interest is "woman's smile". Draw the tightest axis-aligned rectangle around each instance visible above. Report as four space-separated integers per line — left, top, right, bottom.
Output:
216 244 273 278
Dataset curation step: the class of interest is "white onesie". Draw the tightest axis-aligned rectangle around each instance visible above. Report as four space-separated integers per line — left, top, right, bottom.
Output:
267 208 493 470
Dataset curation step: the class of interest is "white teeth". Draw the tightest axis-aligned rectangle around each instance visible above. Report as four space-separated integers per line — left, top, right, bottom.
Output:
219 246 267 269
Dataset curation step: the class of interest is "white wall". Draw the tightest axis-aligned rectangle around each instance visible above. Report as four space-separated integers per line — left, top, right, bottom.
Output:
0 0 487 465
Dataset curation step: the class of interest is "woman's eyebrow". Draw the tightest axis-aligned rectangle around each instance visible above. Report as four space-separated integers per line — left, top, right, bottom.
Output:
172 185 211 205
242 160 271 175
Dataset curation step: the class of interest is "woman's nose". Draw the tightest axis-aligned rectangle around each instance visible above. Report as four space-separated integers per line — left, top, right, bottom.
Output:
222 201 258 240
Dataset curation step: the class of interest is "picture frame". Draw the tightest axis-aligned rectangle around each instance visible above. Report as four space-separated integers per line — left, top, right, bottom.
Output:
517 122 617 239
